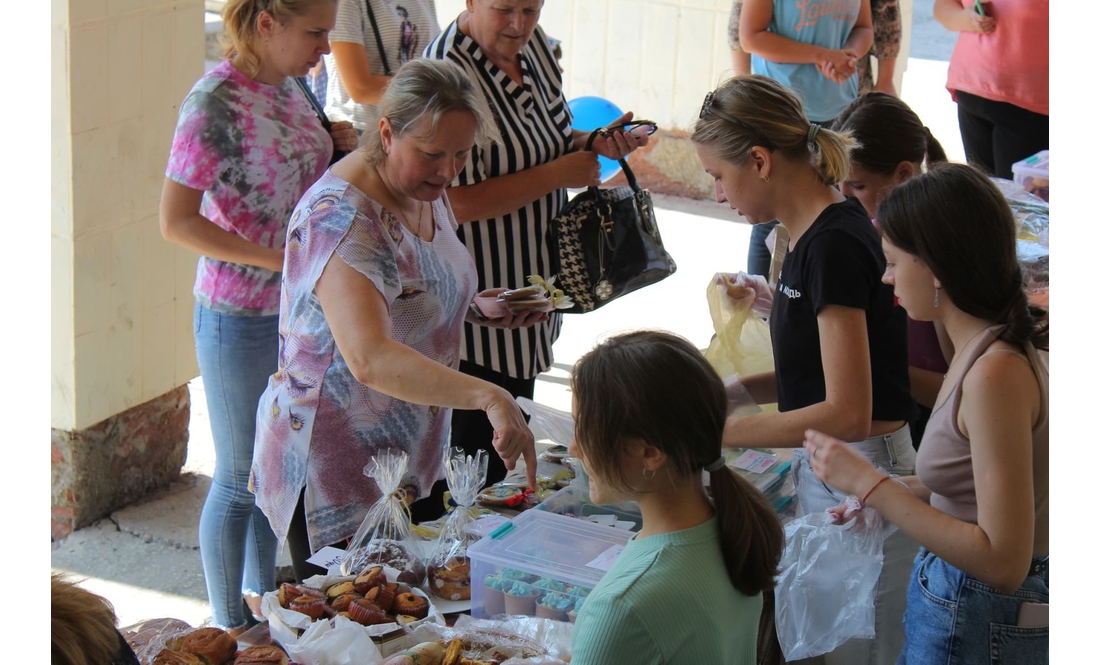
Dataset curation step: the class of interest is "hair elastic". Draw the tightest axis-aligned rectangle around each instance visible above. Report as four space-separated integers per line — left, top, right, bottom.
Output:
705 457 726 473
807 123 821 145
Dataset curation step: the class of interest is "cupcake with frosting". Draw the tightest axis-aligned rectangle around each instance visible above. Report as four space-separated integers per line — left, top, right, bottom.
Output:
500 568 539 585
535 591 573 621
482 574 507 616
532 578 567 595
503 581 538 616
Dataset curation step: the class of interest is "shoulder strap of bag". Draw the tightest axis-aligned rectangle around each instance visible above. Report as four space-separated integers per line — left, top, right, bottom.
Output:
294 76 333 131
364 0 394 76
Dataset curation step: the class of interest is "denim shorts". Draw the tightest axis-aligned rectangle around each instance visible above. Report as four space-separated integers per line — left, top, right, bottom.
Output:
898 548 1049 665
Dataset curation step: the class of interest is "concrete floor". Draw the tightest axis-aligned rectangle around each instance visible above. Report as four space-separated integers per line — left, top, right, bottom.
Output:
52 3 964 630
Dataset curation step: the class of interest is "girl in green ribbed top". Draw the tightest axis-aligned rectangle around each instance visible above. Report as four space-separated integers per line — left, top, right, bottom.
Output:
568 331 785 665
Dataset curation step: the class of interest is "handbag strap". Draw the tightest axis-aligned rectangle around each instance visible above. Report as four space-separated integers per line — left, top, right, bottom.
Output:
294 76 333 131
364 0 394 76
583 123 646 194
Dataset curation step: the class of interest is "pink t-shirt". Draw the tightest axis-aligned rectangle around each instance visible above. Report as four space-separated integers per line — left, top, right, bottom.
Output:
946 0 1049 116
167 60 332 315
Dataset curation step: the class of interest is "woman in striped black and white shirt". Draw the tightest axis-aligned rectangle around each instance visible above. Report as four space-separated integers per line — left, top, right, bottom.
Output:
424 0 649 486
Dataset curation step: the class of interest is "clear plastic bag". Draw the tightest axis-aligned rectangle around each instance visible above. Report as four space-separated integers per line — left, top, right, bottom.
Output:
703 273 776 413
992 178 1050 302
340 449 426 585
774 503 895 660
426 448 489 601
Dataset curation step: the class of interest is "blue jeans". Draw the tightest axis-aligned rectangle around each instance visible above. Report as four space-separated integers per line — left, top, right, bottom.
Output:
747 220 779 278
194 303 280 629
898 548 1049 665
791 425 919 665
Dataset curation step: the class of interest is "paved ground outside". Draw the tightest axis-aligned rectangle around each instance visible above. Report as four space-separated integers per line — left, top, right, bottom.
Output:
52 5 961 629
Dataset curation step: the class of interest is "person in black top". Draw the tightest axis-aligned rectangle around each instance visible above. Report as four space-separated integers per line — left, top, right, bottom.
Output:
692 75 916 665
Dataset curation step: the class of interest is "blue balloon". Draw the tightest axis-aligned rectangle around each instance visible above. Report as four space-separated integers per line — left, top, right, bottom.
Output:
568 96 626 182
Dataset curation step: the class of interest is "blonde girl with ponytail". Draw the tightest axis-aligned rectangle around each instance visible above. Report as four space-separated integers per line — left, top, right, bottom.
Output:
693 75 918 665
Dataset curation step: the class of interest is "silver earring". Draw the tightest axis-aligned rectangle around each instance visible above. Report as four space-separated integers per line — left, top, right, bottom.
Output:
934 287 939 308
642 467 655 480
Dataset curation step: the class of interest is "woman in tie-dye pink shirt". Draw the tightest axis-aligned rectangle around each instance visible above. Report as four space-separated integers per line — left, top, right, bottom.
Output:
158 0 356 633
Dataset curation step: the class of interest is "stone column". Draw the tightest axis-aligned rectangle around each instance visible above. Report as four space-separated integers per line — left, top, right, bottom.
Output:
51 0 205 540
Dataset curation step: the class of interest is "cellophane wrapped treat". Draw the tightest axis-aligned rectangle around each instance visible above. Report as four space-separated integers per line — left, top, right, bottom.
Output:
426 448 489 601
340 449 426 586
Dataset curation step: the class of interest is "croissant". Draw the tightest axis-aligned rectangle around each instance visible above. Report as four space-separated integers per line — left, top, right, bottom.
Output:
178 627 238 664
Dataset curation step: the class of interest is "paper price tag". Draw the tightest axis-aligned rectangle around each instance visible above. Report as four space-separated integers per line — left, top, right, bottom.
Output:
586 545 625 572
731 449 778 474
306 546 347 574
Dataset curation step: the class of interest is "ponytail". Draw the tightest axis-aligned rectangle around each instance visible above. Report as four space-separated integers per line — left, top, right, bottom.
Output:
709 465 785 596
924 126 948 166
809 125 856 186
834 92 945 176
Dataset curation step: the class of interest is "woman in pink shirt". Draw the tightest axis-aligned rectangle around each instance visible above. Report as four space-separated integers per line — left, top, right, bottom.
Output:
935 0 1048 178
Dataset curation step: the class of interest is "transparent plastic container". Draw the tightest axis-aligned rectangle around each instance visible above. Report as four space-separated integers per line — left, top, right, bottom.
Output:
1012 150 1049 202
467 509 633 620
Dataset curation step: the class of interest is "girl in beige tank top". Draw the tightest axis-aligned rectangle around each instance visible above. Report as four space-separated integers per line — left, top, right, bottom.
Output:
797 164 1049 663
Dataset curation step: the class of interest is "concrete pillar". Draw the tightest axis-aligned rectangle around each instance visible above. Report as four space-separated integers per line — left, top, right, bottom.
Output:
51 0 205 539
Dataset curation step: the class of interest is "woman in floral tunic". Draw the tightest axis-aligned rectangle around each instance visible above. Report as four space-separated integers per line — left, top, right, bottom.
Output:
251 59 541 580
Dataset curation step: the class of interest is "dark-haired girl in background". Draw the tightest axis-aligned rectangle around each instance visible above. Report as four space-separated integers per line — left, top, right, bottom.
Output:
833 92 949 447
569 331 784 665
807 162 1048 664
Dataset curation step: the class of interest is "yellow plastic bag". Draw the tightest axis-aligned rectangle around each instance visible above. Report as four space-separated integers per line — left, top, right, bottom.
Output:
703 273 777 413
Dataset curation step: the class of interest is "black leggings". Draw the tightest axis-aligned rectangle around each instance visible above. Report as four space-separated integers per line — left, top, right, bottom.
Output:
956 90 1048 180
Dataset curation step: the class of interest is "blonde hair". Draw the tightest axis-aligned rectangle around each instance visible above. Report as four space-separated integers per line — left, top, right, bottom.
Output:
221 0 336 79
52 574 123 665
691 75 857 186
362 59 500 165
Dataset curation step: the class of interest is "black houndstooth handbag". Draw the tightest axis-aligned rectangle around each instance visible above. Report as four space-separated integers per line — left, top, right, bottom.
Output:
550 124 676 313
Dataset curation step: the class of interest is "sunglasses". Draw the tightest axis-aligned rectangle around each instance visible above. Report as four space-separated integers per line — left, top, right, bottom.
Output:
699 91 774 150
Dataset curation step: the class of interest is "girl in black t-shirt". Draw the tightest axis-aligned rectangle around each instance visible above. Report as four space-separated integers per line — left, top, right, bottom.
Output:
692 76 916 665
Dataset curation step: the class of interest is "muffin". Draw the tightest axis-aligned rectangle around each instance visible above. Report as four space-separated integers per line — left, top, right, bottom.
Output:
392 592 430 620
233 645 289 664
347 598 389 626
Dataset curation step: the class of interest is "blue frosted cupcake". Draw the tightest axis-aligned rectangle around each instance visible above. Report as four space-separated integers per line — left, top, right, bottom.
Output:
482 574 507 616
503 581 538 616
536 591 573 621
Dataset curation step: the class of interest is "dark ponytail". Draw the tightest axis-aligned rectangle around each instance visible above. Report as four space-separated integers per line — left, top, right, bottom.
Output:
572 331 784 598
709 465 785 596
878 163 1048 350
834 92 946 175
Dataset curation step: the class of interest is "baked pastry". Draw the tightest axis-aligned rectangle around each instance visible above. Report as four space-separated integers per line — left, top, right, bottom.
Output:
289 594 326 621
276 582 302 608
392 592 430 620
329 592 360 613
178 627 238 664
348 598 390 626
365 583 396 612
353 566 386 594
124 618 194 661
151 650 207 665
234 645 289 665
427 557 471 601
325 581 357 598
